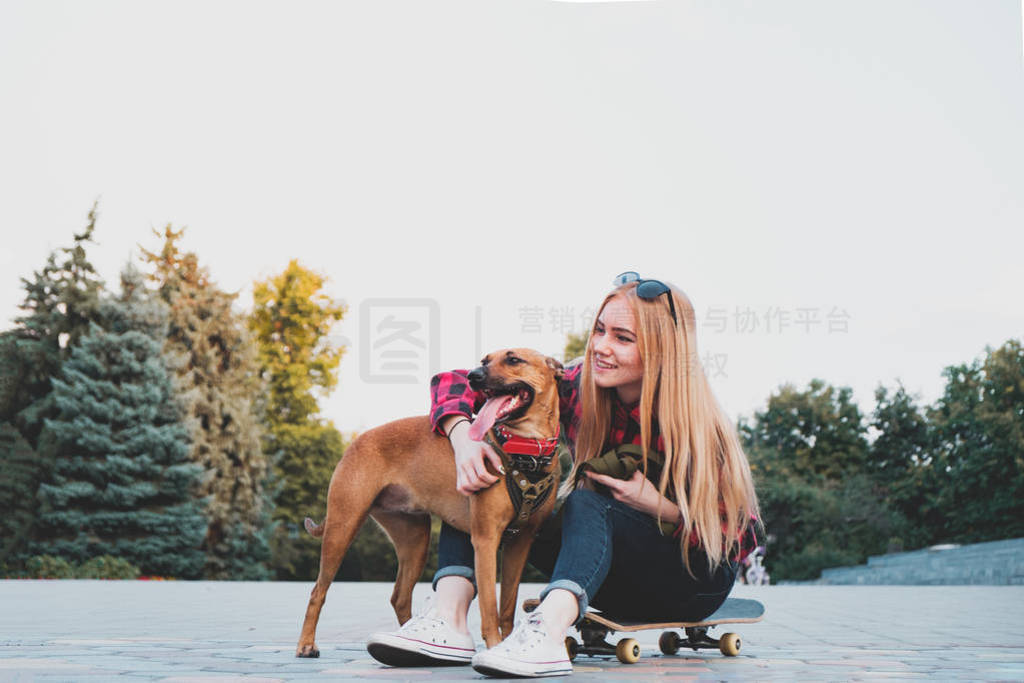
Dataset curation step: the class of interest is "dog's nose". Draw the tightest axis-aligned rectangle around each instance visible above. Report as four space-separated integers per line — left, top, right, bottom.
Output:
468 367 486 388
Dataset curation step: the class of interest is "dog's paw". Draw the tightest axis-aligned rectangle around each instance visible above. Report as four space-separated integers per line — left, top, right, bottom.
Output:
296 645 320 658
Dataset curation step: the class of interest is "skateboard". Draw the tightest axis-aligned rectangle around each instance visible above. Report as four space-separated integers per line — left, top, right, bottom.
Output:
522 597 765 663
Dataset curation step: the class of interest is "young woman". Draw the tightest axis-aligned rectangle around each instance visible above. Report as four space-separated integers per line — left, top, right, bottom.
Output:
367 272 760 678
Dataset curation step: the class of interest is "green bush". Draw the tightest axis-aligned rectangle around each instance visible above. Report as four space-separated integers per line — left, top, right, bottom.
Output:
77 555 141 580
25 555 76 579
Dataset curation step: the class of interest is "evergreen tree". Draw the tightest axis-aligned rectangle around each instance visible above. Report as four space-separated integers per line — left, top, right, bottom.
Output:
0 423 40 567
33 265 207 577
141 226 272 579
12 203 105 442
0 204 105 568
249 260 347 580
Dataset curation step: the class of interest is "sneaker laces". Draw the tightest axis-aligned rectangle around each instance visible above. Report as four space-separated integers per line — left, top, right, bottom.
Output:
494 611 549 654
396 595 446 636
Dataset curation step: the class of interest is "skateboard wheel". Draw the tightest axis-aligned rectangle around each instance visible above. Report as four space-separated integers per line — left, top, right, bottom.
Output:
564 636 579 661
658 631 680 655
719 632 741 656
615 638 641 664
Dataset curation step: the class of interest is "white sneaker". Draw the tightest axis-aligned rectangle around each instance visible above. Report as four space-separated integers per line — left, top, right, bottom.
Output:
471 611 573 678
366 598 476 667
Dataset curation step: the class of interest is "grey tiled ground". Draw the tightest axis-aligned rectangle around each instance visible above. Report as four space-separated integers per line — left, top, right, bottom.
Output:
2 580 1023 681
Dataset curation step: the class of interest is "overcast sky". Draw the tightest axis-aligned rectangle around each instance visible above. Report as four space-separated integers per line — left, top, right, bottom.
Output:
1 0 1022 435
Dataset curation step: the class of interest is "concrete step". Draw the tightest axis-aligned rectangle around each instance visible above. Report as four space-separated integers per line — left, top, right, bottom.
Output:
815 537 1024 585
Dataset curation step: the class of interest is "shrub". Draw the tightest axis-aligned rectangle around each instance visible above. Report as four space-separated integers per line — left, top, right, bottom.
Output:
25 555 76 579
77 555 141 580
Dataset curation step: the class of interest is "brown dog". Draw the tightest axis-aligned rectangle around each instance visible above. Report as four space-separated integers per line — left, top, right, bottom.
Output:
295 348 564 658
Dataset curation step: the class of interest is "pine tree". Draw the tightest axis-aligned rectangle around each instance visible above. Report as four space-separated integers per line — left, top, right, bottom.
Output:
141 226 272 579
0 423 40 568
14 204 105 437
0 204 105 568
33 265 207 578
249 260 347 580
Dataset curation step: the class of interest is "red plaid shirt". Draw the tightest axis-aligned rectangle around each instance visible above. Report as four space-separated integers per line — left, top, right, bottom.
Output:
429 362 758 563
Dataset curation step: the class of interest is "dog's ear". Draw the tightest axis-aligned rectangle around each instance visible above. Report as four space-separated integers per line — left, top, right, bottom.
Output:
545 356 565 381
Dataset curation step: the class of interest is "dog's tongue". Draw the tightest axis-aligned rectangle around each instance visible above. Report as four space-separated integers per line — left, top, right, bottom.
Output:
468 395 513 441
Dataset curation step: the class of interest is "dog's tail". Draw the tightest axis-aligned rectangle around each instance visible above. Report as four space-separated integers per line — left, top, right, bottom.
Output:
304 517 325 538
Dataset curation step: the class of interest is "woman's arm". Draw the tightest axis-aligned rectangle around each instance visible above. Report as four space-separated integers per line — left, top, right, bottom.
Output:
429 369 486 435
429 369 504 495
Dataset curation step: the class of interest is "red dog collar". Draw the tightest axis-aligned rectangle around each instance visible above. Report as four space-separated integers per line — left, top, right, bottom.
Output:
493 424 560 457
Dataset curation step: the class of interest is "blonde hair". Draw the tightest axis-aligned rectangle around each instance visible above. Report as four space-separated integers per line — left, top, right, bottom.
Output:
565 281 760 573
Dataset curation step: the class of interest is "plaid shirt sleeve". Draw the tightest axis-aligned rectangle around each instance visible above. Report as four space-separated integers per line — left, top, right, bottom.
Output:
558 363 583 443
429 369 487 435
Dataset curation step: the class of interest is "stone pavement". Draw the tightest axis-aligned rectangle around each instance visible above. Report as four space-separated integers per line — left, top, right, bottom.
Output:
1 581 1023 681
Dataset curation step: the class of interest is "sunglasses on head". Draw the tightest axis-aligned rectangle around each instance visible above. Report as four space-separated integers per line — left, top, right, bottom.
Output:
613 271 678 325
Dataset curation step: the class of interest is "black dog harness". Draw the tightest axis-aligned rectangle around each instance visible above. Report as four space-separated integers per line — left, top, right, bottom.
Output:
484 425 560 533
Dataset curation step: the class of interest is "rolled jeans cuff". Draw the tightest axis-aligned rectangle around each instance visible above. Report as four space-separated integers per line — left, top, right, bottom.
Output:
432 565 477 597
540 579 589 627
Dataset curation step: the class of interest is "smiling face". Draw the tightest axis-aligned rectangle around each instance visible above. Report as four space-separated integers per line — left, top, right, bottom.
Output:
590 295 644 404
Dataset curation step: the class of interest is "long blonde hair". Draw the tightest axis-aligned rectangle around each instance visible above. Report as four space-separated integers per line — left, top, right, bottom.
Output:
567 281 760 573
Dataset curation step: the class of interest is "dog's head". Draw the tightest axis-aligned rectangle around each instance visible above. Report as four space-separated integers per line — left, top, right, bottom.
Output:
465 348 564 440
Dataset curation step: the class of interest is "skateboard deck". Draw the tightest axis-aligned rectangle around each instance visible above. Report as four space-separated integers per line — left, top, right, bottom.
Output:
522 597 765 662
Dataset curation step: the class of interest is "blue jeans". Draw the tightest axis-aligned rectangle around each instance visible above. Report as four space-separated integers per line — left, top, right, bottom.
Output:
433 489 737 625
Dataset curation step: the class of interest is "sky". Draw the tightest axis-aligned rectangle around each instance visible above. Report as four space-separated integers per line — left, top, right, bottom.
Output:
1 0 1022 435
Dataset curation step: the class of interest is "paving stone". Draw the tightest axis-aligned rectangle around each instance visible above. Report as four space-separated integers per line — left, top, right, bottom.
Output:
1 582 1023 680
158 677 285 683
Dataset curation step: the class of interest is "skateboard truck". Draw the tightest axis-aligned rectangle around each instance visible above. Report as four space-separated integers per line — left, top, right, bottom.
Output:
660 626 741 657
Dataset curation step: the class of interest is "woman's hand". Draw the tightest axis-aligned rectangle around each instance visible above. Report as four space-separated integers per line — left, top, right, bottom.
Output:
448 420 505 496
584 470 681 524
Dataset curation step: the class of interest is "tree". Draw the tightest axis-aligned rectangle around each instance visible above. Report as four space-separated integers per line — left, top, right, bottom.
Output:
32 266 207 578
741 379 869 481
927 339 1024 543
0 204 106 569
740 380 907 581
563 331 588 363
5 203 105 443
869 383 938 548
141 226 272 579
249 260 347 580
0 423 40 567
249 260 346 426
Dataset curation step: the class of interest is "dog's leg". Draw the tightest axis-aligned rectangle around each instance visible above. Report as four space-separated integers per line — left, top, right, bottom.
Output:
296 456 381 658
471 529 504 648
471 489 510 649
497 525 538 640
371 511 431 625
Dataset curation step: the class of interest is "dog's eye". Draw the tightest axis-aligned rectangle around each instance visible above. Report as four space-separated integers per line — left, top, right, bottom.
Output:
506 357 522 365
